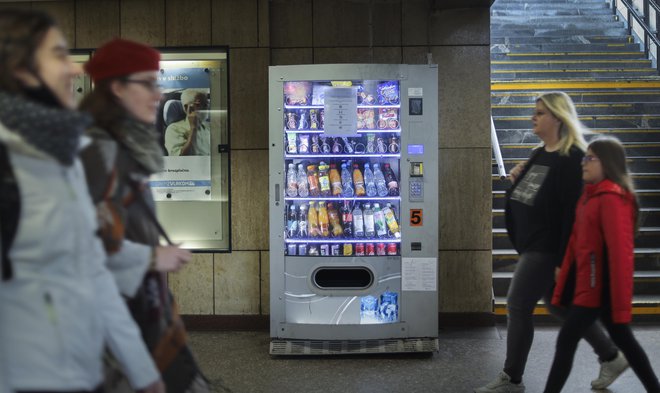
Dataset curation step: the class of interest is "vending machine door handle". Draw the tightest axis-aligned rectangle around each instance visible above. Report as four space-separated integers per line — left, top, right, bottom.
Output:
275 184 280 202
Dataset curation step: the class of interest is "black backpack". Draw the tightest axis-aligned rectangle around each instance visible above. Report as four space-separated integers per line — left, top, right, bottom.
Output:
0 143 19 281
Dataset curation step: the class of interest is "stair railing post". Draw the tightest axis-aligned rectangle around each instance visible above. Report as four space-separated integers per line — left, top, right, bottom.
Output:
491 116 506 180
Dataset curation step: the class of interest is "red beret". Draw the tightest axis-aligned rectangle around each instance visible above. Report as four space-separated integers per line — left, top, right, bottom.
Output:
85 38 161 82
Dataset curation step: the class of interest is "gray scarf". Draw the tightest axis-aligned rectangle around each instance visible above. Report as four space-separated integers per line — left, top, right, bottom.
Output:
115 118 164 175
0 91 91 166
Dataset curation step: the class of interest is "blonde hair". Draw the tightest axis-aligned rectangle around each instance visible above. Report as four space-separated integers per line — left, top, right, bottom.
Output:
536 91 588 155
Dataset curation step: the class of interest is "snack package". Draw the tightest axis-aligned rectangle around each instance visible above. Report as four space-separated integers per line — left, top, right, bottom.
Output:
357 108 376 130
366 133 376 154
285 111 298 130
378 108 399 130
299 134 310 153
311 134 321 154
297 109 309 130
312 84 330 105
284 81 312 105
287 133 297 154
310 109 319 130
377 81 399 105
356 84 376 105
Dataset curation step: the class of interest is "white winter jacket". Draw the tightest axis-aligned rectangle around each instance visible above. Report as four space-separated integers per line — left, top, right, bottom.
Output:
0 122 159 391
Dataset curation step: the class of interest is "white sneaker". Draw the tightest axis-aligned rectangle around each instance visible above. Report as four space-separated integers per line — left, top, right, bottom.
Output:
591 351 629 390
474 372 525 393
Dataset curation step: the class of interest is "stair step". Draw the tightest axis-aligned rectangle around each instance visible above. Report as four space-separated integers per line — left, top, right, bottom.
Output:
495 129 660 143
493 189 660 209
493 102 660 116
492 207 660 227
491 36 633 45
493 154 660 173
493 269 660 298
493 247 660 273
492 43 642 53
493 227 660 249
492 59 651 70
492 78 660 91
493 174 660 191
492 296 660 319
493 69 658 80
491 9 617 17
496 142 660 156
491 15 618 24
493 0 608 4
491 28 627 38
492 52 646 61
494 115 660 128
492 91 660 104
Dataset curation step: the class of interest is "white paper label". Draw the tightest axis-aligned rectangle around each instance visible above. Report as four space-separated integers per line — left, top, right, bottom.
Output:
408 87 423 97
402 257 437 291
324 87 358 136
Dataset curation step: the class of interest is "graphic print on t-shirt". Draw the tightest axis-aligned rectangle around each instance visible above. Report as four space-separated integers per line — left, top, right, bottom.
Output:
510 164 549 206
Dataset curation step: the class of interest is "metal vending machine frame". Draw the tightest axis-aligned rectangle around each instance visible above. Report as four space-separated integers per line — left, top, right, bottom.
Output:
269 64 438 355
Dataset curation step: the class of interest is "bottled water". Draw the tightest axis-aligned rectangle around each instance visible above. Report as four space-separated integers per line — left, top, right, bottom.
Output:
373 163 388 197
297 163 309 197
364 163 377 197
286 163 298 197
352 203 364 237
363 203 375 237
341 163 354 197
373 203 387 238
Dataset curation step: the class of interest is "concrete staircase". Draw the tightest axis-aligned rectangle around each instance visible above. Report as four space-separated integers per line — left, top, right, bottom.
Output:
491 0 660 320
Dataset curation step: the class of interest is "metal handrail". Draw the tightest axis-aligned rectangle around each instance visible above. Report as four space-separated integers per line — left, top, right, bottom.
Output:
491 116 506 180
612 0 660 72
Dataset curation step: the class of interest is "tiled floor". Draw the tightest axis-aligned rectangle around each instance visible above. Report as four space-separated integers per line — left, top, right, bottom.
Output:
188 324 660 393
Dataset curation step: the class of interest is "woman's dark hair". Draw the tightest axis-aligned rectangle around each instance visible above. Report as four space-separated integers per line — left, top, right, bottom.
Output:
589 136 640 231
0 9 57 93
78 79 130 137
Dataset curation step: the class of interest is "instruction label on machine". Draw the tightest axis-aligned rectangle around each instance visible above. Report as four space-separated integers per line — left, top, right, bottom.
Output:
402 258 437 291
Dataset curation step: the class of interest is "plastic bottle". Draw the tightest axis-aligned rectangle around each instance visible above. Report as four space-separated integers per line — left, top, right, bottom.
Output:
341 163 354 197
307 164 320 197
286 163 298 197
382 204 401 239
287 203 298 238
318 162 331 197
353 163 366 197
352 203 364 237
327 202 343 237
373 163 388 197
383 163 399 196
308 201 319 237
341 200 353 238
363 203 375 237
297 163 309 197
318 201 330 237
364 163 377 197
329 163 342 196
373 203 387 238
298 203 308 238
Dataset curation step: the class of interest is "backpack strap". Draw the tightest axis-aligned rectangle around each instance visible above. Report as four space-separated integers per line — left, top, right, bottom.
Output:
0 143 20 281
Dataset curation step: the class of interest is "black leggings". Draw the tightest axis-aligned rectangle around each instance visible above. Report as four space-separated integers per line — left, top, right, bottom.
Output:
544 305 660 393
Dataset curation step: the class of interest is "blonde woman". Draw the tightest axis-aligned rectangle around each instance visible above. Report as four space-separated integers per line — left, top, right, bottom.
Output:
476 92 626 393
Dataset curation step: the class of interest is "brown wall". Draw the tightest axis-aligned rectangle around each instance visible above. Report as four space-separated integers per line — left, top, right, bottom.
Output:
1 0 493 324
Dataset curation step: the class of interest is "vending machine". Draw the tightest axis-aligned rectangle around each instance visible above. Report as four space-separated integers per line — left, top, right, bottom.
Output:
269 64 438 355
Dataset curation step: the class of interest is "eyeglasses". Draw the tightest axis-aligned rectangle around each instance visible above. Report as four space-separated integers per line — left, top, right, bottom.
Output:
582 155 599 164
122 79 162 92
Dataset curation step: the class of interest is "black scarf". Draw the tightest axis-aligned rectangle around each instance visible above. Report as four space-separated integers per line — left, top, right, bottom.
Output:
0 90 91 166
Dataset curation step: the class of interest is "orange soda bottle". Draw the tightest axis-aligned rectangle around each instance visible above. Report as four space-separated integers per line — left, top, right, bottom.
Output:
318 201 330 237
329 163 342 196
353 163 366 196
308 201 319 237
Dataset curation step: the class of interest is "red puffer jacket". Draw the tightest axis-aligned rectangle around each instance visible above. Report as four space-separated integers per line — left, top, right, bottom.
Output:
552 179 636 324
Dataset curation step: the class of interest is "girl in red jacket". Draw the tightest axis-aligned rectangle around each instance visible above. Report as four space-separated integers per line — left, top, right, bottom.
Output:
543 137 660 392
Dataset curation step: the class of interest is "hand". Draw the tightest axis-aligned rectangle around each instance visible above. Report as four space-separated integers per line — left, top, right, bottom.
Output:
139 379 166 393
187 105 200 132
509 162 525 183
154 245 192 273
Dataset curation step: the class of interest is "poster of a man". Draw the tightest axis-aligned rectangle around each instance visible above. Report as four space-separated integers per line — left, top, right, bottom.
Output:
164 89 210 156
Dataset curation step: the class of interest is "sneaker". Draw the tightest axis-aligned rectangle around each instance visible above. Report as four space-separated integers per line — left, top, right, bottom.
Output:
591 351 629 390
474 372 525 393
